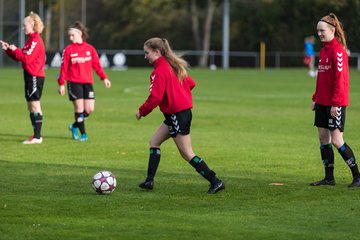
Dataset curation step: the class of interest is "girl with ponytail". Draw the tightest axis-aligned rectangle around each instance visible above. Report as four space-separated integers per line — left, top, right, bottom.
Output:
136 37 225 194
310 13 360 187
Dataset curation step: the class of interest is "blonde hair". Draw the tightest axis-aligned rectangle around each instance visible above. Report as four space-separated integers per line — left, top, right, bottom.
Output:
24 11 44 34
144 38 189 81
320 13 347 49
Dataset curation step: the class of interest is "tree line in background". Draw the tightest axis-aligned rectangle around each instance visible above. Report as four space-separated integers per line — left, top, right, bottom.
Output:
2 0 360 66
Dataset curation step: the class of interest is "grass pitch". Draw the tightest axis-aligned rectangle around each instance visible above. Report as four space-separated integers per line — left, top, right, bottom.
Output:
1 67 360 239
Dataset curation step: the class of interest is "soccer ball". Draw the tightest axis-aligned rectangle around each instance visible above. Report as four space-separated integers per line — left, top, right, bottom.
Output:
92 170 117 194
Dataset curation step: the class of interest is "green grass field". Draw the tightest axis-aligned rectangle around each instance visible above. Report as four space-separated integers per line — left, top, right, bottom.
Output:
1 67 360 240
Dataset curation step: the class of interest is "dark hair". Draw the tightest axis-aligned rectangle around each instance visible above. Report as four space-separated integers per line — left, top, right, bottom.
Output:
69 21 89 40
320 13 347 49
144 38 189 80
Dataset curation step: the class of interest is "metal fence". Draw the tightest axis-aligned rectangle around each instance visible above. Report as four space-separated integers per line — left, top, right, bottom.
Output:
1 50 360 70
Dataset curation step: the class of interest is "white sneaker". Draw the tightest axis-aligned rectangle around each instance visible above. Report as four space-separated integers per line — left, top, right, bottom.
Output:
23 136 43 144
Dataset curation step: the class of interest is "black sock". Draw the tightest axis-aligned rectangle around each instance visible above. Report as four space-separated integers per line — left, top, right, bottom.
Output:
29 112 35 129
30 112 42 139
189 156 219 184
338 143 360 179
146 148 161 181
72 112 78 128
75 112 85 135
320 144 334 180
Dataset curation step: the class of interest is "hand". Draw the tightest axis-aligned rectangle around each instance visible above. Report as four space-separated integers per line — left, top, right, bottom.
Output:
0 40 9 50
103 78 111 88
9 44 17 51
311 101 315 111
135 112 142 120
58 85 65 96
330 106 339 118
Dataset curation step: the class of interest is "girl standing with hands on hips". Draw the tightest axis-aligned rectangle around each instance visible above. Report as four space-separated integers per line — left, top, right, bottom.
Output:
58 21 111 141
310 13 360 187
0 11 45 144
136 37 225 194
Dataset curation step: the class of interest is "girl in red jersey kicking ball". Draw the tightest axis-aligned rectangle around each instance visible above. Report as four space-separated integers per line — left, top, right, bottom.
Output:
310 13 360 188
57 21 111 141
136 38 225 194
1 12 45 144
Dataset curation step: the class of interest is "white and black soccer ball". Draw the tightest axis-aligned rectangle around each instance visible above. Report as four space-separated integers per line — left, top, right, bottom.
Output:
92 170 117 194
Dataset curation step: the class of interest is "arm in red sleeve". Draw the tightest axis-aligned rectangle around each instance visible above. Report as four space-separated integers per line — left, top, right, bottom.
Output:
331 50 346 106
5 49 17 61
58 49 69 86
91 47 108 80
138 73 166 117
12 39 44 66
186 76 196 90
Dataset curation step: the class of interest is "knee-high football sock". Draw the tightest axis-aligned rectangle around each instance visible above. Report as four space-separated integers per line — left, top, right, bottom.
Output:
29 112 35 129
338 143 360 179
30 112 42 139
320 144 334 180
189 155 220 184
146 148 161 181
33 112 42 139
75 112 85 134
72 112 78 128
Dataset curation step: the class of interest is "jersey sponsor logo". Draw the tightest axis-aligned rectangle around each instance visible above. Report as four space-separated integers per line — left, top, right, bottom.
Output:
318 57 331 72
70 53 78 57
318 64 331 72
71 56 92 64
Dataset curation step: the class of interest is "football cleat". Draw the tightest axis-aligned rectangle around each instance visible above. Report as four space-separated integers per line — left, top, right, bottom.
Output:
69 124 79 140
309 178 336 186
208 180 225 194
23 136 42 145
348 178 360 188
139 179 154 190
79 133 88 142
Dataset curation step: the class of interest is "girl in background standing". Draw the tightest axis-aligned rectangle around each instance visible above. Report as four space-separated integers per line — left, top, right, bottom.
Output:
0 11 45 144
310 13 360 188
58 21 111 141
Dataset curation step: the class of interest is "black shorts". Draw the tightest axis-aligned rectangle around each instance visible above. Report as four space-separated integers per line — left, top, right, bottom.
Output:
163 109 192 138
314 104 346 132
67 82 95 101
24 71 44 101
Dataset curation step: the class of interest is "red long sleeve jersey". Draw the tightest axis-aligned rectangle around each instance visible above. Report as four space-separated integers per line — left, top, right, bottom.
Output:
6 32 45 77
139 56 196 116
312 38 349 106
58 41 107 86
